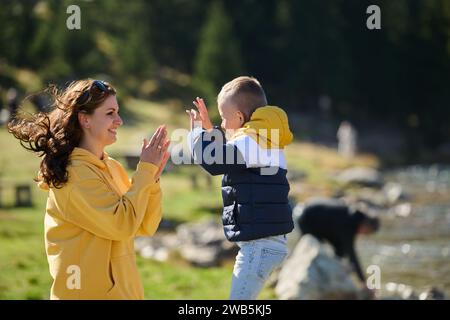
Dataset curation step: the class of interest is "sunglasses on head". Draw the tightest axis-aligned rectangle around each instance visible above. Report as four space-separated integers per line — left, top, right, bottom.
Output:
76 80 113 106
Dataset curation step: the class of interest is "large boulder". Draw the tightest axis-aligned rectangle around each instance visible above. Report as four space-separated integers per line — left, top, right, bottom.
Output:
275 234 361 300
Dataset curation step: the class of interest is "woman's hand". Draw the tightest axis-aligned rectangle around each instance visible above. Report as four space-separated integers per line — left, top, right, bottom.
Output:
140 125 170 169
154 150 170 180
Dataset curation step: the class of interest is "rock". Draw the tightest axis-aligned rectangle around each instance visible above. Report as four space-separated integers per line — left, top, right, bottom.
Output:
391 203 412 218
384 282 418 300
337 167 383 188
383 182 407 204
287 169 307 181
402 287 419 300
178 242 236 267
177 220 225 246
419 287 446 300
141 245 170 262
275 234 361 300
351 188 389 208
135 220 238 266
135 234 180 262
176 220 238 267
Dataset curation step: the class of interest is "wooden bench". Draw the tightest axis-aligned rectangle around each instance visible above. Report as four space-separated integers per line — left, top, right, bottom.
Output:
0 183 33 208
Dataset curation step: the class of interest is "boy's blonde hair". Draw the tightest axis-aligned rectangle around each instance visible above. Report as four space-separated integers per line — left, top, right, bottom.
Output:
218 76 267 122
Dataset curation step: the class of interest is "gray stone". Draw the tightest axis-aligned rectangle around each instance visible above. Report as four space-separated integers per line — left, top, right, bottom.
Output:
337 167 383 188
176 220 238 267
176 220 225 246
384 282 418 300
135 220 238 266
275 234 361 300
383 182 408 204
419 287 446 300
287 169 308 181
135 234 180 262
390 203 412 218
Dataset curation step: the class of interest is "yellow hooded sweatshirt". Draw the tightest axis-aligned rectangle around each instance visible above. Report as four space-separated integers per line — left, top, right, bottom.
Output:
230 106 293 149
39 147 162 300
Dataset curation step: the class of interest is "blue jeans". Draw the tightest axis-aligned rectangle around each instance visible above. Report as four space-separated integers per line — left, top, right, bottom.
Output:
229 234 288 300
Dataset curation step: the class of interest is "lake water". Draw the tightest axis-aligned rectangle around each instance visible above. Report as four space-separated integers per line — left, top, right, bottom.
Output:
358 165 450 298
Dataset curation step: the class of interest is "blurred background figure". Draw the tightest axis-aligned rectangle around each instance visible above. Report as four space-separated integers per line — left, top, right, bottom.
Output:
0 86 7 125
275 198 380 300
337 121 357 159
29 94 47 113
296 198 379 285
318 94 332 118
6 87 19 119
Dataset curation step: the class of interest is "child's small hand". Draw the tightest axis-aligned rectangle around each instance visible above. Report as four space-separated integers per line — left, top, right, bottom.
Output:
193 97 213 130
185 108 202 131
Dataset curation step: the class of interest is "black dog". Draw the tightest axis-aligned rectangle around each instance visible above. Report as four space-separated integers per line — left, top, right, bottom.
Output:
296 199 379 282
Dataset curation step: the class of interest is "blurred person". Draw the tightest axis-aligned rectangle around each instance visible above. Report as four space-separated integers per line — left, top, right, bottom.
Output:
186 76 294 300
8 79 170 299
29 93 47 112
296 198 379 285
7 87 19 117
337 121 357 159
0 86 8 125
0 86 3 110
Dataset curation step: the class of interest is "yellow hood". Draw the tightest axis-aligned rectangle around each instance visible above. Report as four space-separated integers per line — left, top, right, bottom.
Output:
70 147 108 169
37 147 109 190
230 106 293 149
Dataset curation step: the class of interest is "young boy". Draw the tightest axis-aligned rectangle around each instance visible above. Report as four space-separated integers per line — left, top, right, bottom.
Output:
186 76 294 299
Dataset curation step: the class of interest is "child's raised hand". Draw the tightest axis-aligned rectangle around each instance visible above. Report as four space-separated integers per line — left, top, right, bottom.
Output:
193 97 213 130
185 108 201 131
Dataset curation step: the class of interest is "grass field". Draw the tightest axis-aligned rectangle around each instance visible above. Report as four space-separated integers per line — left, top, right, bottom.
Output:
0 98 377 299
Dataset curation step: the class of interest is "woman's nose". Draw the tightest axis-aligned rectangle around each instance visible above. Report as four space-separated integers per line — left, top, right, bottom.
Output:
115 115 123 126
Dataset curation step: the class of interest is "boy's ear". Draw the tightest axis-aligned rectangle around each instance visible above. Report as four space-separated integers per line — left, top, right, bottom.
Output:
237 111 245 125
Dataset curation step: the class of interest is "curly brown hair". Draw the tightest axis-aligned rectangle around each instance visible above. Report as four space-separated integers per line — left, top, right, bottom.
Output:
7 79 116 188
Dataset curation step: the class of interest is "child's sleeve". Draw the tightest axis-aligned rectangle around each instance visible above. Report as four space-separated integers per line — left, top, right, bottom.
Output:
188 127 247 175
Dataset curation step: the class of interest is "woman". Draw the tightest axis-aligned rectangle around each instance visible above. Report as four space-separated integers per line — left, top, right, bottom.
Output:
8 79 170 299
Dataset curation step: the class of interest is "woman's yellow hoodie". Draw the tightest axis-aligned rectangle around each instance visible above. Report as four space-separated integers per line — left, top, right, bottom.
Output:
39 147 162 299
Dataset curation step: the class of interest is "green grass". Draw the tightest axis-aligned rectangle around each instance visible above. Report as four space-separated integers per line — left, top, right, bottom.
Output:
139 258 234 299
0 207 51 299
0 202 276 300
0 98 377 299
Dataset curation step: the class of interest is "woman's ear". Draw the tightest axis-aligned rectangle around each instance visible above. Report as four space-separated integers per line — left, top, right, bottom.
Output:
78 112 90 129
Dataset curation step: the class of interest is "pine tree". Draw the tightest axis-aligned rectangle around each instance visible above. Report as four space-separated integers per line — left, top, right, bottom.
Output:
193 0 244 104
